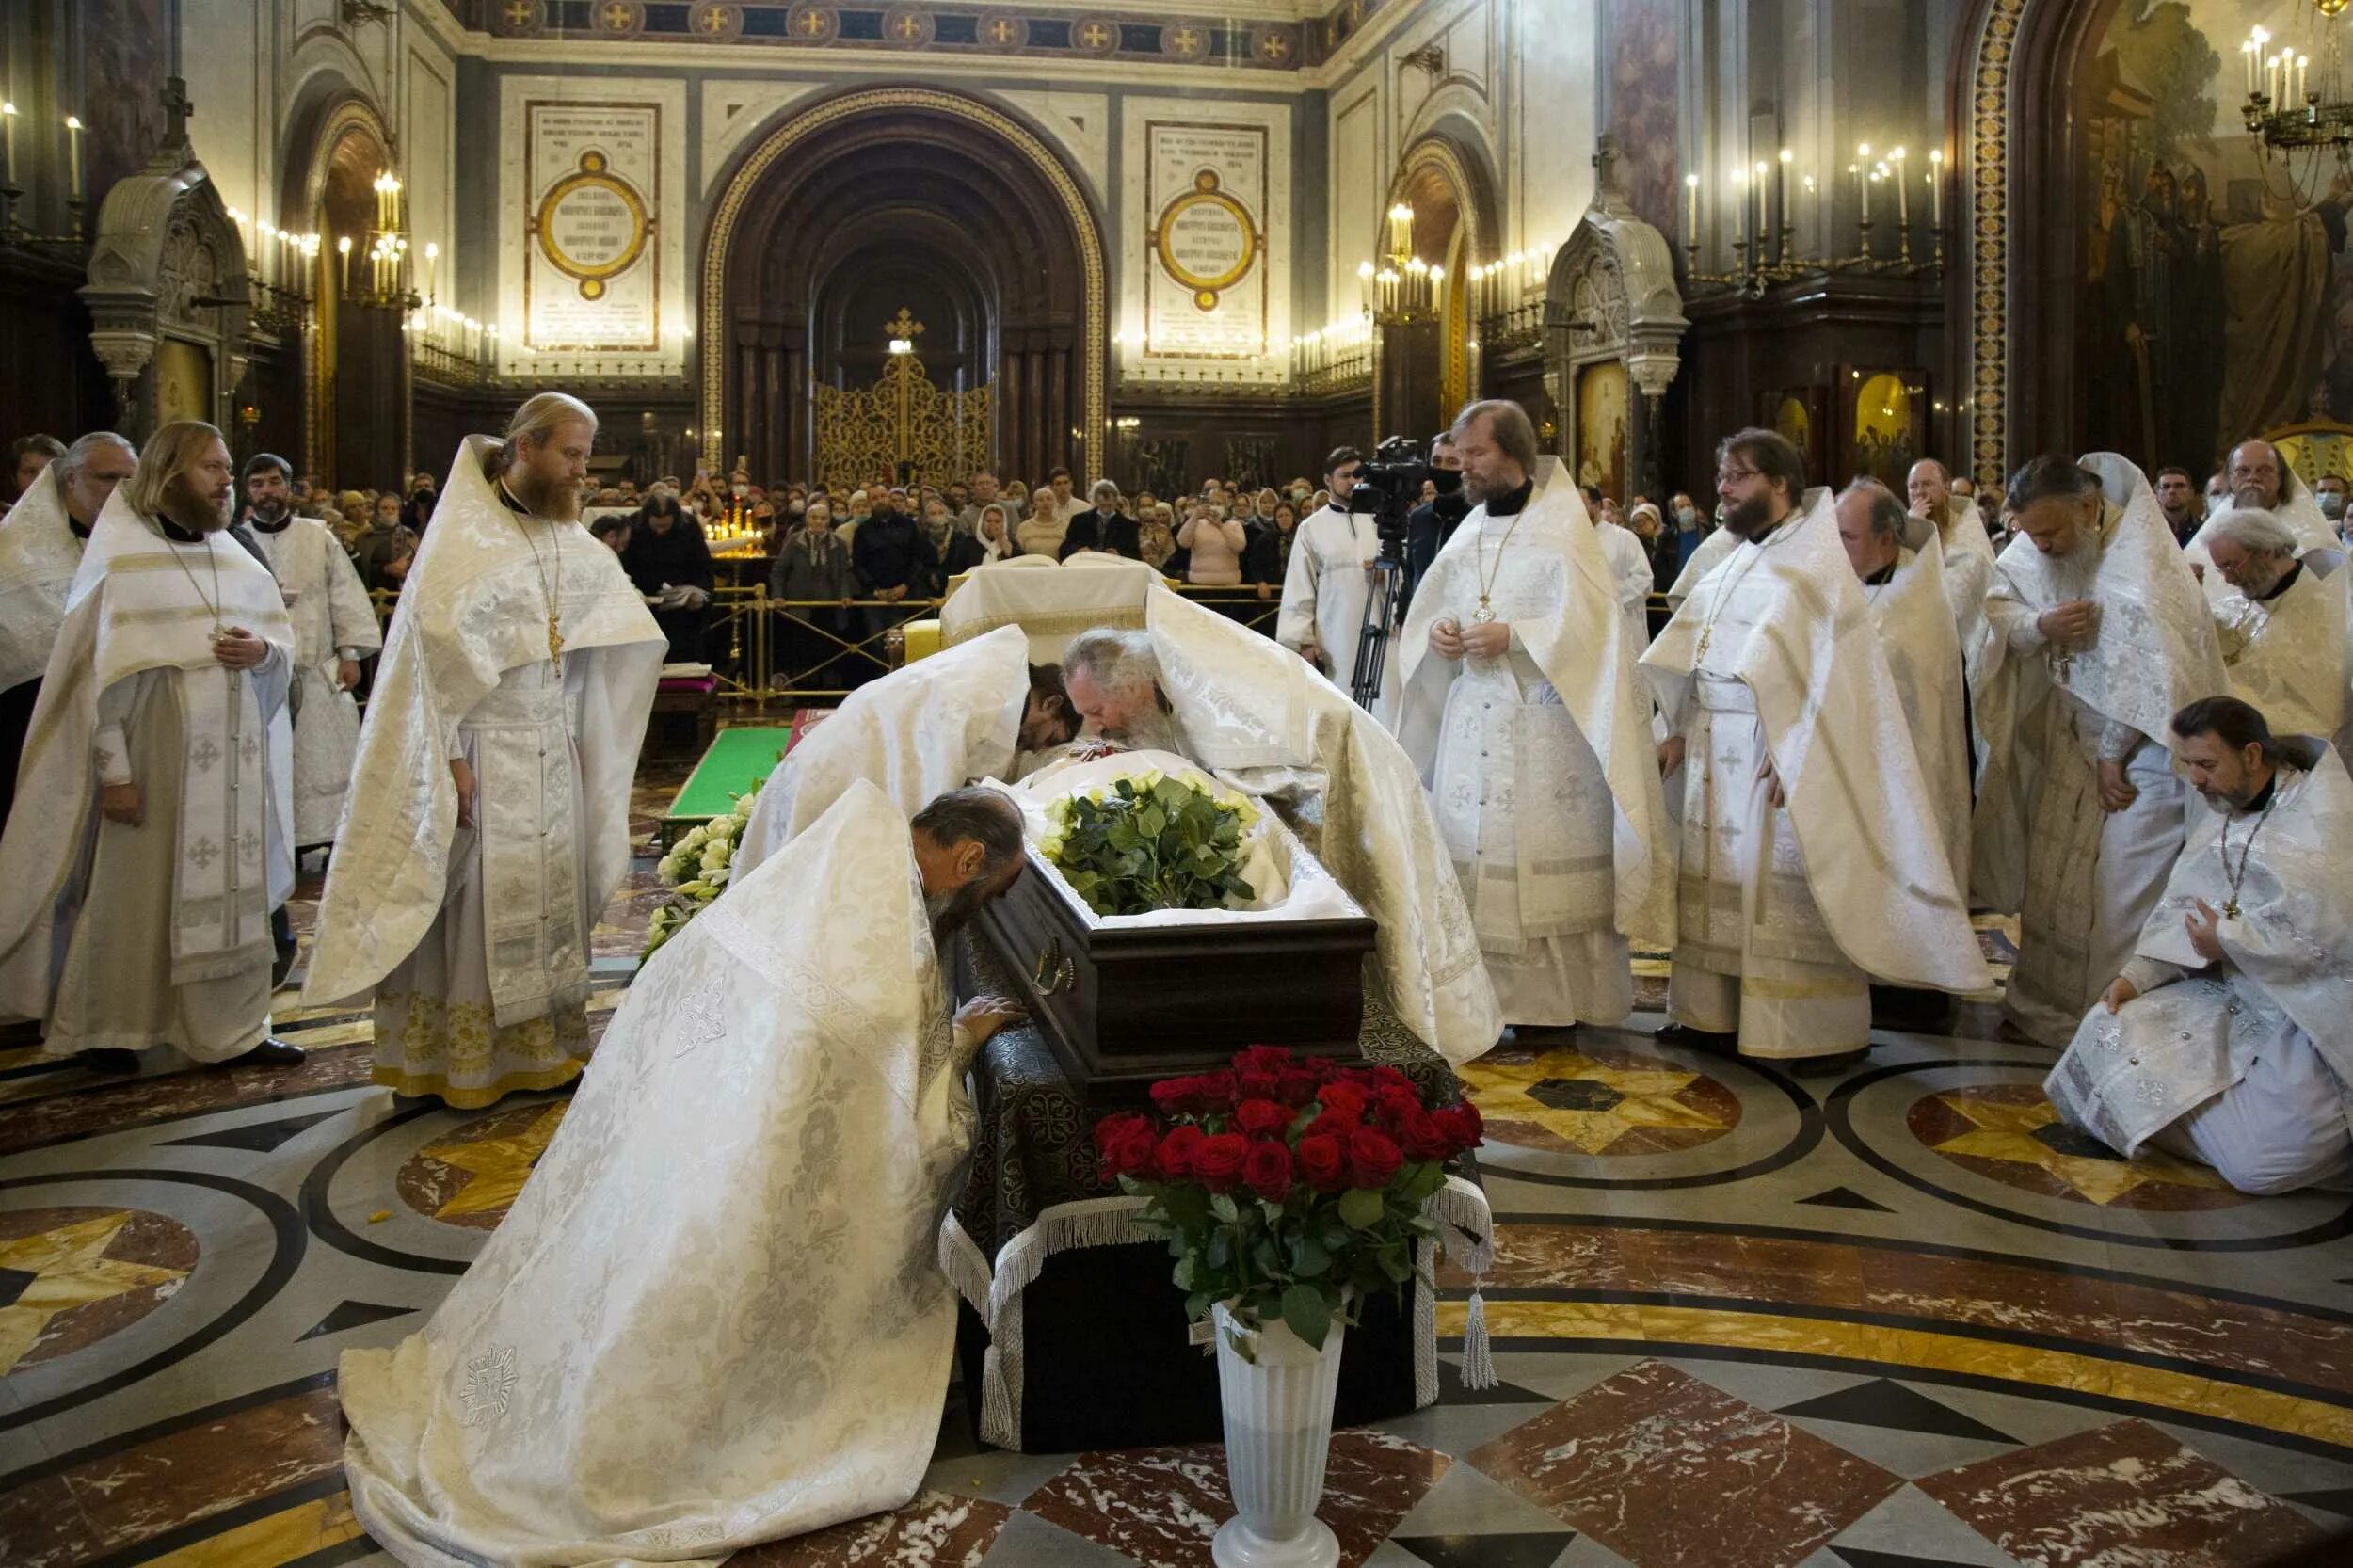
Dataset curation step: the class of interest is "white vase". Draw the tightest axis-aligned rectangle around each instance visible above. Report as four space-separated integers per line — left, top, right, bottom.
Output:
1209 1302 1345 1568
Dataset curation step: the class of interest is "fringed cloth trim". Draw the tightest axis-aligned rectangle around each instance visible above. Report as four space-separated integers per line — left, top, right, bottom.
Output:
941 1174 1496 1448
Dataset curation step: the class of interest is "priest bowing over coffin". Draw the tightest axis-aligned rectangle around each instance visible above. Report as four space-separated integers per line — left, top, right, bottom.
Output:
0 422 298 1069
1641 430 1990 1070
305 395 665 1107
2048 698 2353 1195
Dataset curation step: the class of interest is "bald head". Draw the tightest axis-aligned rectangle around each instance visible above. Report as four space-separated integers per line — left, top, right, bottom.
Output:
56 431 136 525
1905 459 1951 519
1836 480 1906 581
2228 440 2287 511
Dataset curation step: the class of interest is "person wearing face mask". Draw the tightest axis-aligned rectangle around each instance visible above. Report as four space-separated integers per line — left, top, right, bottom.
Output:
1401 430 1468 616
2316 472 2349 539
2046 696 2353 1195
0 431 136 829
0 422 301 1074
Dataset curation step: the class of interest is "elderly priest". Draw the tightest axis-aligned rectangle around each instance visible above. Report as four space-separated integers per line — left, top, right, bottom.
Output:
341 783 1032 1565
1642 430 1989 1070
305 394 666 1107
1974 455 2228 1047
2047 698 2353 1194
1396 400 1673 1032
0 422 299 1070
2201 504 2350 758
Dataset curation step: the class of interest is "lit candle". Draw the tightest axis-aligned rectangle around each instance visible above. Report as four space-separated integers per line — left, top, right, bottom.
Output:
64 114 83 203
1929 148 1944 229
1 101 15 190
1753 161 1769 253
1385 202 1413 260
1357 258 1373 313
2243 38 2258 97
2270 52 2284 105
1776 149 1792 255
424 240 439 302
2253 27 2271 95
1684 171 1699 248
2297 53 2311 104
1732 169 1748 250
1892 146 1909 232
337 233 353 296
1856 161 1869 229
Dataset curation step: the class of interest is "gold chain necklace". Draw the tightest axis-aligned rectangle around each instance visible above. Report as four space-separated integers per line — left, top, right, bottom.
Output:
163 525 227 639
1693 541 1769 664
1470 509 1526 623
504 483 565 661
2218 783 2280 920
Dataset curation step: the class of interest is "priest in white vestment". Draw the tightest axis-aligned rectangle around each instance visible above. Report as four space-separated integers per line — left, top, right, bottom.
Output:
305 396 665 1108
1596 504 1657 655
0 433 132 827
1973 454 2229 1047
0 422 298 1069
237 453 380 851
1642 431 1990 1068
1277 448 1383 689
2186 439 2347 585
736 624 1079 874
1663 519 1738 610
1396 403 1671 1031
1841 481 1972 887
2201 505 2351 758
341 783 1032 1567
2048 698 2353 1194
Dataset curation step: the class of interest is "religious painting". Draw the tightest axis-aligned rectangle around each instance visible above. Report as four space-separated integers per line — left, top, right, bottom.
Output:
82 0 169 203
2075 1 2352 485
2274 416 2353 487
1850 371 1923 488
1771 388 1828 484
152 339 213 428
1576 362 1629 504
1604 0 1682 237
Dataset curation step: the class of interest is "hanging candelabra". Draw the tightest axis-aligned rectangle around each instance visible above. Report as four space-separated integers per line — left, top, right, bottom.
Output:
2241 7 2353 206
1679 141 1947 300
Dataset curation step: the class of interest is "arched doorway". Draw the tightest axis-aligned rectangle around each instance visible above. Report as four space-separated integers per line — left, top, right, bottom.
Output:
1383 129 1497 441
701 88 1106 488
282 94 397 488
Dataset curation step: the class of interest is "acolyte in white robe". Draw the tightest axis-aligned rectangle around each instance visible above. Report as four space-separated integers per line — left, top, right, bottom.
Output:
1396 462 1673 1030
2212 563 2352 760
2047 740 2353 1194
1974 456 2229 1047
342 783 987 1565
1641 490 1991 1059
305 439 664 1109
0 495 296 1060
1863 541 1973 891
245 514 381 846
1277 504 1385 690
1595 519 1656 655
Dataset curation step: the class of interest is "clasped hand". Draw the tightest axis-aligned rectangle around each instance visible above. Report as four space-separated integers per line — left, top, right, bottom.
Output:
2037 599 2099 649
1429 617 1508 662
212 627 266 670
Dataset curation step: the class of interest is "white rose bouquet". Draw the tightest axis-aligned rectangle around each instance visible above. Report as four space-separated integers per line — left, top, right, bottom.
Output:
643 780 760 959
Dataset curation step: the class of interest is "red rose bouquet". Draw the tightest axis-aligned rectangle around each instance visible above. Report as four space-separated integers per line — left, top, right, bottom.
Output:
1092 1045 1483 1355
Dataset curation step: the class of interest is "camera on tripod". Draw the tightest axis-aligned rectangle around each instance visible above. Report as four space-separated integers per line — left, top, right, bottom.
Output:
1348 434 1431 569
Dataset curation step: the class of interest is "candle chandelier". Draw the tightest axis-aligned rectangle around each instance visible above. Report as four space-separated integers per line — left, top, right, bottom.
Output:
2242 4 2353 198
1361 202 1446 324
1681 143 1946 299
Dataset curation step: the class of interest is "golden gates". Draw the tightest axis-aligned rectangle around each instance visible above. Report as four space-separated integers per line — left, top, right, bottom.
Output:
812 308 992 489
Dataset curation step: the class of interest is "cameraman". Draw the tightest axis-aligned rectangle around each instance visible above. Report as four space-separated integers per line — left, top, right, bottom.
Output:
1401 429 1468 615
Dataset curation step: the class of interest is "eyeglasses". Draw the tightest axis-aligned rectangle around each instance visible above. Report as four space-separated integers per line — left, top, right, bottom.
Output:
1716 466 1761 486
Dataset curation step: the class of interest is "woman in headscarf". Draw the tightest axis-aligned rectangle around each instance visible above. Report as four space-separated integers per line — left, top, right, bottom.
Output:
1138 501 1181 574
974 503 1021 565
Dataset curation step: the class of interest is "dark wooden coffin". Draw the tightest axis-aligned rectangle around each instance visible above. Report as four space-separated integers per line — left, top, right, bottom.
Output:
972 840 1377 1087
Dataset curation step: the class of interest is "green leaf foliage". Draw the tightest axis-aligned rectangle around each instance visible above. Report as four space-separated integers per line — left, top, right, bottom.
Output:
1041 774 1260 917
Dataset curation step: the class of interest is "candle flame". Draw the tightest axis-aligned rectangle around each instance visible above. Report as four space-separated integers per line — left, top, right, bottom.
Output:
64 115 82 131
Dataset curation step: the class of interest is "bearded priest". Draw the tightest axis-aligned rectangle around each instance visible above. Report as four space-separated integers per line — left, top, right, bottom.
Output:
0 422 298 1070
236 452 380 853
340 783 1032 1565
1642 429 1990 1070
1396 399 1673 1032
0 431 134 828
2201 505 2351 760
304 394 665 1107
1973 455 2228 1047
2047 697 2353 1194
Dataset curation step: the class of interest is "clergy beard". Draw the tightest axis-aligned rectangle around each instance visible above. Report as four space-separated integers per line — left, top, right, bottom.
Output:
1722 494 1783 540
163 473 233 534
509 467 584 523
926 884 989 943
1462 466 1523 504
1103 706 1183 756
249 498 289 528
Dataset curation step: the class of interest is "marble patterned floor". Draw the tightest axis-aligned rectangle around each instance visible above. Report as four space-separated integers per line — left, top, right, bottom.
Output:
2 757 2350 1568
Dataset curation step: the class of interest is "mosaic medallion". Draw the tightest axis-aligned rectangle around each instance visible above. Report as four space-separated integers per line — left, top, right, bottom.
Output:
397 1101 571 1231
0 1206 197 1375
1464 1044 1741 1157
1907 1085 2246 1210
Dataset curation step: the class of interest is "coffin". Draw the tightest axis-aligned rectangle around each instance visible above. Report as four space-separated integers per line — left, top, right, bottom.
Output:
972 824 1377 1088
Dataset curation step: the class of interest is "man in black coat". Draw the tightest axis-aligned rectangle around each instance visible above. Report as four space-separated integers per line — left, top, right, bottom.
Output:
851 493 937 686
1058 480 1143 560
1401 430 1469 615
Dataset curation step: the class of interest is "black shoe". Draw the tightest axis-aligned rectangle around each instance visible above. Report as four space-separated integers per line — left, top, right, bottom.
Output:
81 1048 142 1075
230 1038 306 1068
1653 1020 1739 1056
1788 1048 1870 1079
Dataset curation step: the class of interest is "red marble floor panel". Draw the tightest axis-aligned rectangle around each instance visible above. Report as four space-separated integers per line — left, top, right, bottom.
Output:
731 1490 1013 1567
1024 1429 1449 1568
1916 1418 2323 1567
1468 1359 1902 1568
0 1044 376 1154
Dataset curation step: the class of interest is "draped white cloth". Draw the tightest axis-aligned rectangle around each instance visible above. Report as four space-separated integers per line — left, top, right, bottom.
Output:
1863 540 1973 891
1276 505 1384 686
342 783 978 1567
936 555 1160 661
2213 563 2350 755
2047 742 2353 1191
304 439 664 1016
1973 456 2227 1043
0 494 296 1052
247 516 380 845
735 624 1032 878
1394 461 1672 1028
1595 519 1656 656
0 464 88 695
1663 525 1739 609
1642 489 1991 997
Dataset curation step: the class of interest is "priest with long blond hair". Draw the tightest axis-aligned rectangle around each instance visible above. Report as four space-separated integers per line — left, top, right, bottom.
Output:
306 392 664 1107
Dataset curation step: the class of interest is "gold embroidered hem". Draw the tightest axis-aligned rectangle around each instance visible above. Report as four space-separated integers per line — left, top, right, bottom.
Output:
371 990 592 1110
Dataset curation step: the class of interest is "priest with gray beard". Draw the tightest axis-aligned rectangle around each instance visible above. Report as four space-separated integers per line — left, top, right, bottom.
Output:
1062 627 1193 757
0 422 299 1071
2202 505 2350 757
